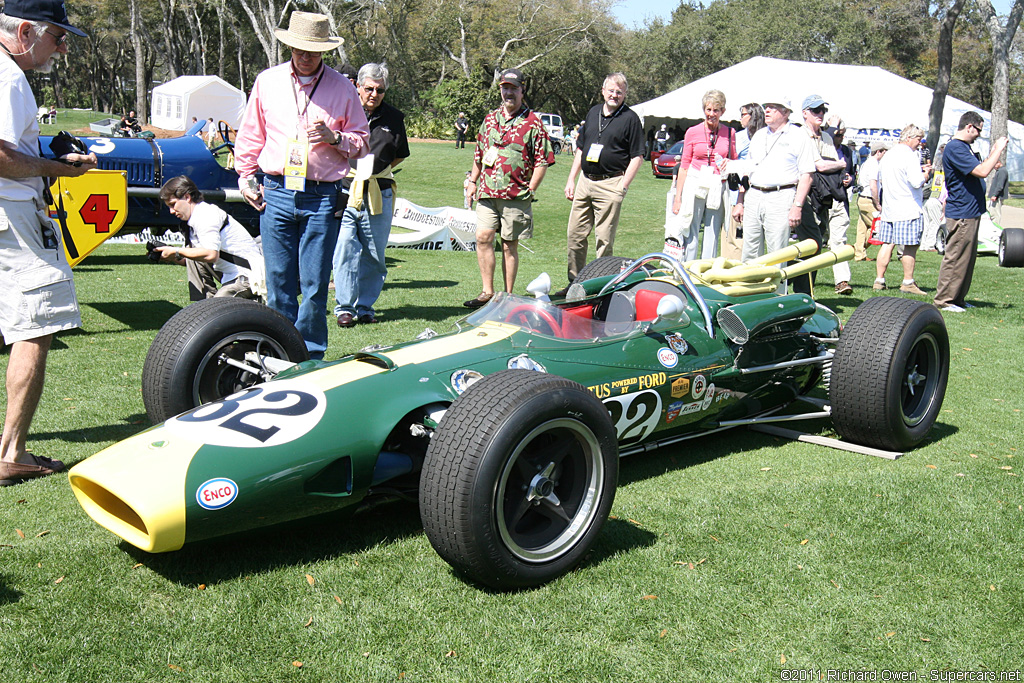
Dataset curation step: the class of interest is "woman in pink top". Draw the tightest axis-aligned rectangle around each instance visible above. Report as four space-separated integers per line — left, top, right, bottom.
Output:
667 89 737 261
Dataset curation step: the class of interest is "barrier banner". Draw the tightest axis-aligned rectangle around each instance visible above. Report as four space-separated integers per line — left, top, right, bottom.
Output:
388 198 478 251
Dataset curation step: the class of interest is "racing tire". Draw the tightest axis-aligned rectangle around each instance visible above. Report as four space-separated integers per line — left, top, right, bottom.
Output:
551 140 562 155
935 224 947 254
998 227 1024 267
573 256 632 284
142 298 309 423
420 370 618 590
829 297 949 452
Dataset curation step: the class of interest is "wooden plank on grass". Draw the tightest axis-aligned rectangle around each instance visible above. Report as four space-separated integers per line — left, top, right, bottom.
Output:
749 424 903 460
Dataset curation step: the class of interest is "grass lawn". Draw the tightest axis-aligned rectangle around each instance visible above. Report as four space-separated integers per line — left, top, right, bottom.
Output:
1 140 1023 681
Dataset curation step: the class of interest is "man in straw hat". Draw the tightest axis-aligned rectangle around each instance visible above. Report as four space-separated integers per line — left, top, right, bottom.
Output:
0 0 98 486
236 11 368 360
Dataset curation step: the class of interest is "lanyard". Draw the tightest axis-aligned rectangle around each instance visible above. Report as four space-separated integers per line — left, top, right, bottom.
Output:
597 104 622 141
290 65 324 130
705 124 719 163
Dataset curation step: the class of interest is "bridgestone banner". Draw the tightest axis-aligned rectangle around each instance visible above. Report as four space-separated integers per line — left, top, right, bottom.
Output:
387 198 478 251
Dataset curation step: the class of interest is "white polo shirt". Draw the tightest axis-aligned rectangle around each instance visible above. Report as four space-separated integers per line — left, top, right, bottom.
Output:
747 123 815 188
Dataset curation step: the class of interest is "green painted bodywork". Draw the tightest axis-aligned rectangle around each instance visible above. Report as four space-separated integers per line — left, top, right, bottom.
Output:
70 275 842 552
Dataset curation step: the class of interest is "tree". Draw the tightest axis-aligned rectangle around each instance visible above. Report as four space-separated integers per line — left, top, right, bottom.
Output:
976 0 1024 160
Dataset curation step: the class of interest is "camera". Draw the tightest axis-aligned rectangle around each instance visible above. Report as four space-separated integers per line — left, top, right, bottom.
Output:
48 131 88 166
146 240 168 263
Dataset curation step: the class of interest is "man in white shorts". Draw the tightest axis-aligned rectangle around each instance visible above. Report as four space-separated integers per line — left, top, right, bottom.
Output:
0 0 98 485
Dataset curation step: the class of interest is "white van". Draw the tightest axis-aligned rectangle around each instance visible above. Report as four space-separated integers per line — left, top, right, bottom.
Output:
538 112 564 153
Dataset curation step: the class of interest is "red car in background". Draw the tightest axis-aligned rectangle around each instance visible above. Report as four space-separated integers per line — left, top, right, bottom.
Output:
651 141 684 178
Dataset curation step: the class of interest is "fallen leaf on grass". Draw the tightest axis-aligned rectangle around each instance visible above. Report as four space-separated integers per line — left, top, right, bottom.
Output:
333 595 342 604
921 638 931 642
16 499 26 504
781 654 787 664
797 565 803 570
168 664 182 671
292 661 303 668
642 595 657 600
660 629 667 638
990 585 996 591
628 519 643 526
800 539 809 545
963 347 972 351
956 473 965 477
54 576 64 584
926 465 937 469
709 535 719 541
35 530 49 538
132 563 144 569
197 584 206 590
970 453 978 458
15 529 25 539
1000 466 1013 470
305 574 315 586
885 631 896 637
304 617 313 628
830 579 840 588
760 467 772 471
1007 472 1018 476
445 650 457 658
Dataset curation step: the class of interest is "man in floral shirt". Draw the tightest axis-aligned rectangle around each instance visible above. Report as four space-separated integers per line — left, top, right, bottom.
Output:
463 68 554 308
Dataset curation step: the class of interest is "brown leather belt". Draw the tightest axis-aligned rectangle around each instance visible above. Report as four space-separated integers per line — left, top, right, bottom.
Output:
584 171 625 181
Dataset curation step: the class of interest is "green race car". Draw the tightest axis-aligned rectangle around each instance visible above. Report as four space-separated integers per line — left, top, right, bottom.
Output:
69 251 950 590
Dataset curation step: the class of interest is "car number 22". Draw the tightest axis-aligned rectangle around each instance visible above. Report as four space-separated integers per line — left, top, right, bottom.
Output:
165 380 327 448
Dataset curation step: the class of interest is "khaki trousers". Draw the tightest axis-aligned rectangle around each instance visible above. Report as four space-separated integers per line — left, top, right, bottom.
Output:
567 175 625 281
855 195 875 260
934 217 980 308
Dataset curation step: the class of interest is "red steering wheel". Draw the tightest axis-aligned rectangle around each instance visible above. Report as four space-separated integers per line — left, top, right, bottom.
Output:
504 305 560 337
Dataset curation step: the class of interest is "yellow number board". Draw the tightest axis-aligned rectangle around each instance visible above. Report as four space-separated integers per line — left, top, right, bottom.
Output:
47 169 128 267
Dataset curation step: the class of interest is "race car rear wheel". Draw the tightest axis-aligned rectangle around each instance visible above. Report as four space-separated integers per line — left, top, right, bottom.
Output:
573 256 632 284
142 298 308 423
829 297 949 451
420 370 618 590
998 227 1024 267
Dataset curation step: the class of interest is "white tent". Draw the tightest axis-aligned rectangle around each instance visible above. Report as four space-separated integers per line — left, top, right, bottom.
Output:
150 75 246 131
633 56 1024 179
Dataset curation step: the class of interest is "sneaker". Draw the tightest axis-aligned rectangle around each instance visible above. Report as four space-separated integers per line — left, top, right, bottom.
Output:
963 302 977 309
872 280 886 291
899 281 927 296
463 292 494 309
835 281 853 295
940 304 965 313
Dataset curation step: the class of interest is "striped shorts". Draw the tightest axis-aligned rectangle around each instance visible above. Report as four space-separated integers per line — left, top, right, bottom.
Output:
876 215 923 246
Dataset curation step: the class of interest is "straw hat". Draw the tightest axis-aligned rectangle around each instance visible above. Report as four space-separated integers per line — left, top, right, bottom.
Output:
274 12 344 52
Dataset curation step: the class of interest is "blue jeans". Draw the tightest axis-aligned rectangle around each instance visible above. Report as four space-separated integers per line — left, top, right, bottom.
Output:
260 175 342 360
333 186 393 318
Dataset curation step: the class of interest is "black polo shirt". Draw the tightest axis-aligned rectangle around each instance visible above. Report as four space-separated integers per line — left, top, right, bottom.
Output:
577 103 644 176
342 100 410 191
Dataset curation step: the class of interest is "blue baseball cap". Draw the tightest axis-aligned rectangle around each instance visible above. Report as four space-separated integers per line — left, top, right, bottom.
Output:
801 94 828 111
2 0 88 38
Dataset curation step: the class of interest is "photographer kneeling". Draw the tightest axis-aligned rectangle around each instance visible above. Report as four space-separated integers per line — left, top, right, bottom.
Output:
155 176 264 301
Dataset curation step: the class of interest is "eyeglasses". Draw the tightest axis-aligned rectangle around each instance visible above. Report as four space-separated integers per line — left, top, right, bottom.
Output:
809 106 827 115
361 86 386 94
603 88 625 96
969 124 983 133
740 111 751 118
45 30 67 46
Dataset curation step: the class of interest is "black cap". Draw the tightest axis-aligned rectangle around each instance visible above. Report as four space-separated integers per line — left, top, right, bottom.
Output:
2 0 88 37
498 68 525 89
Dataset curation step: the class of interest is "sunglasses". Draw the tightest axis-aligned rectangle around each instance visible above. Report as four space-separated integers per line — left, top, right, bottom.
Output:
809 106 827 115
361 86 386 94
45 30 68 46
969 124 983 133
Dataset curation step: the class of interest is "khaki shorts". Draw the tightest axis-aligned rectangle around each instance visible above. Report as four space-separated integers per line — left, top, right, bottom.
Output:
476 197 533 241
0 199 81 344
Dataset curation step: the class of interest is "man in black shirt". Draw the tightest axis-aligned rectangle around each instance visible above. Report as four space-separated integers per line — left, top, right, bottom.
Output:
563 73 644 283
332 62 410 327
455 112 468 149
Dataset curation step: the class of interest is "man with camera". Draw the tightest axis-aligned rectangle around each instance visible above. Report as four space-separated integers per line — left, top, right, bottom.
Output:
0 0 97 485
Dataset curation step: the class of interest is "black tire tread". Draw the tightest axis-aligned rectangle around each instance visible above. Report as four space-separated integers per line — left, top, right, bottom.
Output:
419 370 616 588
573 256 632 284
141 298 307 423
829 297 948 451
999 228 1024 267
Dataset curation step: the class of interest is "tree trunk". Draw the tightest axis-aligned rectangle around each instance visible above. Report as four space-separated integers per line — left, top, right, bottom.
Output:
131 0 148 120
976 0 1024 163
927 0 968 160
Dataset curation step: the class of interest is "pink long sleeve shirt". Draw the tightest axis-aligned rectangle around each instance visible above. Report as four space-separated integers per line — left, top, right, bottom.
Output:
234 61 369 189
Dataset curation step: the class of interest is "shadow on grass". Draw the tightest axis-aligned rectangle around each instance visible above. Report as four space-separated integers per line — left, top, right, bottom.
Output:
130 498 425 586
88 300 182 331
384 303 471 323
31 414 152 457
385 278 460 290
73 253 150 269
0 573 23 605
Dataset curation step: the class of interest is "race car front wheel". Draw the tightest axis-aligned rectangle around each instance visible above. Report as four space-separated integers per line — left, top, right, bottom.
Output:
998 227 1024 267
420 370 618 590
829 297 949 452
142 298 309 423
573 256 632 284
